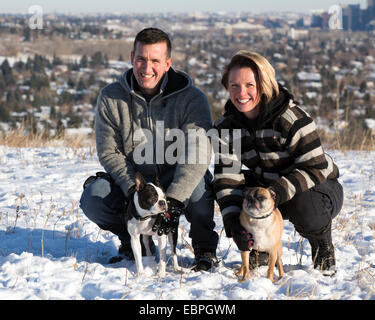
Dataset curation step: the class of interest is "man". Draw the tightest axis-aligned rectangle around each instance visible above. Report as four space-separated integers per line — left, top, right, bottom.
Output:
80 28 218 271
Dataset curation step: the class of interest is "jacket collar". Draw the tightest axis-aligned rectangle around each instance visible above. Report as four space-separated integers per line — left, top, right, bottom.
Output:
121 67 191 100
129 71 169 97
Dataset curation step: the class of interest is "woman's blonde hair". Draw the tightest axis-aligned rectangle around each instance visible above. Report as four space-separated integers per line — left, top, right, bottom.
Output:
221 50 279 104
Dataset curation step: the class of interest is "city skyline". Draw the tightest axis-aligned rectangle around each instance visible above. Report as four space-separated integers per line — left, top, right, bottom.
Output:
1 0 368 14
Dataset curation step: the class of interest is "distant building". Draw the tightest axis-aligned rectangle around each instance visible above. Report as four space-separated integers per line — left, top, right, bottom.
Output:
342 4 361 31
311 1 375 31
311 14 323 28
365 0 375 27
368 0 375 17
310 11 336 29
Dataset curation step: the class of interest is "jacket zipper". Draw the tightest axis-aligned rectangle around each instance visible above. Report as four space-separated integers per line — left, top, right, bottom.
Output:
146 98 162 178
132 91 164 178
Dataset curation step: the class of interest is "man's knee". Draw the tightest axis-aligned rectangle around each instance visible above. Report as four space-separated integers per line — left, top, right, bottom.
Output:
83 177 111 198
79 178 111 222
80 191 102 224
186 178 214 223
189 171 214 203
79 178 128 239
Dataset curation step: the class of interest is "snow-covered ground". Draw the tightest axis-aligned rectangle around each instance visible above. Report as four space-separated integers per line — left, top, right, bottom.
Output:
0 146 374 300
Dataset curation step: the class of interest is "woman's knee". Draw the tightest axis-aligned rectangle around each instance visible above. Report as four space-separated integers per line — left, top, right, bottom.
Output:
325 179 344 219
280 181 338 238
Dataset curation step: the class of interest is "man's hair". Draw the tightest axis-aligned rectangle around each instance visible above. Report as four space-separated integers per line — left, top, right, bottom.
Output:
221 51 279 104
133 28 172 58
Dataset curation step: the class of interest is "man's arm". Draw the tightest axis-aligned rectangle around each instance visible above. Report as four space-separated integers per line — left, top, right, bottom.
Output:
95 91 136 196
165 89 212 206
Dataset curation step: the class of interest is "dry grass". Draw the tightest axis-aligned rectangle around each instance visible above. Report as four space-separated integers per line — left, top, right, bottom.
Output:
1 123 374 151
318 126 375 152
0 125 95 149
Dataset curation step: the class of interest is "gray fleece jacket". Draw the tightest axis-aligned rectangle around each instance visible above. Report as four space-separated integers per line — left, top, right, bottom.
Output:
95 67 212 205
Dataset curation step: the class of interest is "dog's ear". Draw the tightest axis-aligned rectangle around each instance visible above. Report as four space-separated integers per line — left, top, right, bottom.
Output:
268 187 276 201
135 172 146 191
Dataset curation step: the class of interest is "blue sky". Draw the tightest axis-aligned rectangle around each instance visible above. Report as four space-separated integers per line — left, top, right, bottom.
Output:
1 0 368 14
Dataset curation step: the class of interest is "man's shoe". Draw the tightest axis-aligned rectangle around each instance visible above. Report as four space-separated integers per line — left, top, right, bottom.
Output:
108 241 134 264
308 231 336 276
108 237 156 264
249 250 269 270
193 248 218 271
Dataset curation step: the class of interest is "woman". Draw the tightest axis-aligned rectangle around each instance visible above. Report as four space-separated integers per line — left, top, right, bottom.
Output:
213 50 343 274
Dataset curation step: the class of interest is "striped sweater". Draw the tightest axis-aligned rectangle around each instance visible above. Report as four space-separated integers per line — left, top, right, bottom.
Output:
213 86 339 234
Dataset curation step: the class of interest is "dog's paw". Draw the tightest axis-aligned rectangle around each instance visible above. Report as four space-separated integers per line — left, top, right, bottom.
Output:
240 273 250 282
267 275 274 283
236 266 250 282
158 271 166 278
135 270 145 278
235 270 243 277
235 266 245 277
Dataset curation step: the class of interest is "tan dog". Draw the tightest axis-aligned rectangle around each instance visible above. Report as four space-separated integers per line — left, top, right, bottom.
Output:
236 187 284 282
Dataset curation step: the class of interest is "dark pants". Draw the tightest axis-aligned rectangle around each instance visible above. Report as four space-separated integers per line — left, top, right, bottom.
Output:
278 179 343 240
79 171 219 251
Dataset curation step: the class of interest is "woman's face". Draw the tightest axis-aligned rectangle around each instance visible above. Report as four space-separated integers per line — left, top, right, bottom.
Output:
227 67 260 119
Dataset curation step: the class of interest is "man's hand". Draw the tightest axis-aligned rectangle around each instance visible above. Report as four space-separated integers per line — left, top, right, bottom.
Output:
152 197 184 235
166 198 184 234
152 211 171 236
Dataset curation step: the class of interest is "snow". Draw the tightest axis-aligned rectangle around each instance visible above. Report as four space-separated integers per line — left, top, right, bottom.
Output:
0 146 374 300
297 71 321 82
364 118 375 131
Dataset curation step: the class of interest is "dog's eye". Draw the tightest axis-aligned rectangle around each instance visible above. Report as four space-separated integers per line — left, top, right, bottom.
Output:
256 195 265 201
147 195 158 206
246 194 253 202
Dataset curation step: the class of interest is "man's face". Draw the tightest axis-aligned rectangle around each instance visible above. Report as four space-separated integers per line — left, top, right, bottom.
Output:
131 41 172 96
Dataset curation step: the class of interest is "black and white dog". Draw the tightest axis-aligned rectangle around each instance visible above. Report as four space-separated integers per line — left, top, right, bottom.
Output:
126 172 179 278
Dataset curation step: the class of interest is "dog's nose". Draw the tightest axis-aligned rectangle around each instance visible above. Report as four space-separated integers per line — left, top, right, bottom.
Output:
158 200 167 208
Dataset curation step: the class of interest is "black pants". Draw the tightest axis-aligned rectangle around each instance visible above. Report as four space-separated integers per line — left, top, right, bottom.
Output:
278 179 343 240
